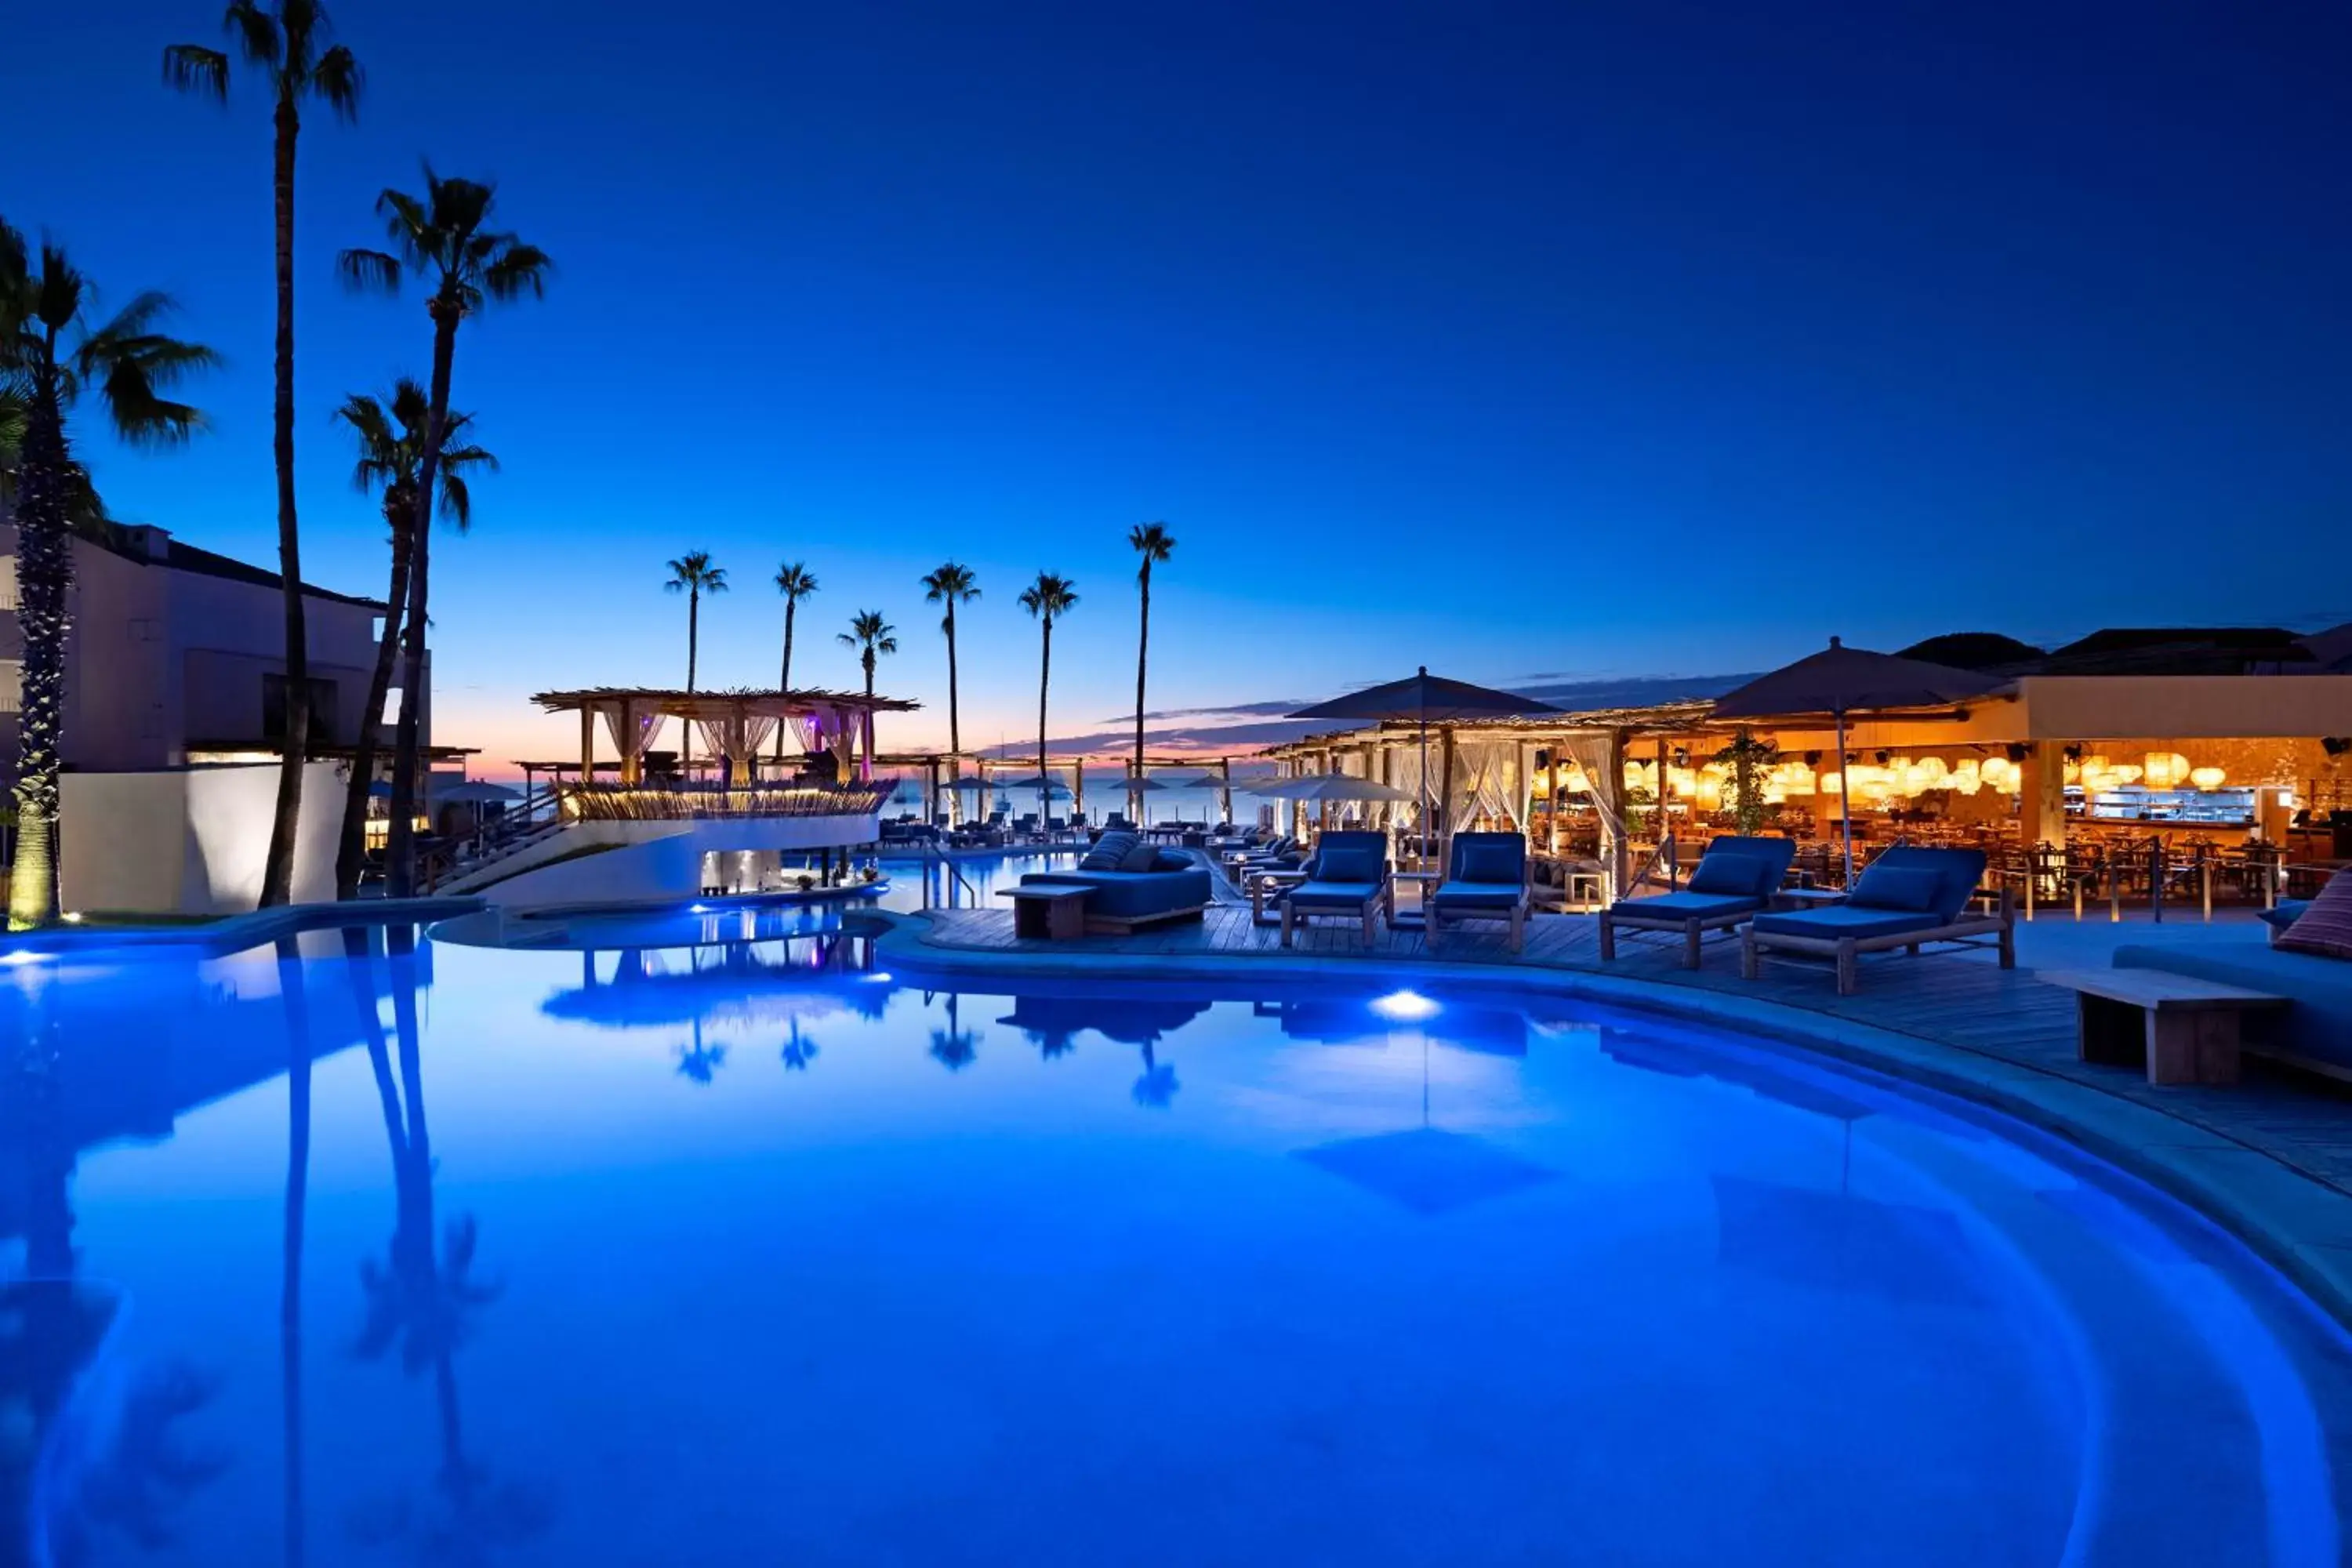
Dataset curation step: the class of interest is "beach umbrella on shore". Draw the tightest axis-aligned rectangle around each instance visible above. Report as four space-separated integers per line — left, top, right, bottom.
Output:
1711 637 2010 884
1289 668 1560 836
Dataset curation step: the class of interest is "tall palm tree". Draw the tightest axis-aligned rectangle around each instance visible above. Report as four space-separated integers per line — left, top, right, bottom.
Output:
328 381 495 898
1127 521 1175 808
665 551 726 772
168 0 363 909
339 169 550 898
1 225 218 928
1018 572 1078 826
771 561 817 764
837 611 897 781
837 610 897 697
920 564 978 822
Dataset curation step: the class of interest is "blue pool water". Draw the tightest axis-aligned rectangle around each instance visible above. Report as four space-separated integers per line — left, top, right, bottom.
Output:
3 922 2348 1566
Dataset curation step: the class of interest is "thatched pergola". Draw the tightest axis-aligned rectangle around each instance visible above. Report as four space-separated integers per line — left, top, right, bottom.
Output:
534 686 920 788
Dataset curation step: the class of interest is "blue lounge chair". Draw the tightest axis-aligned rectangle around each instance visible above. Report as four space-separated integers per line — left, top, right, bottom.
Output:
1598 837 1796 969
1281 830 1392 946
1741 845 2013 995
1429 832 1533 952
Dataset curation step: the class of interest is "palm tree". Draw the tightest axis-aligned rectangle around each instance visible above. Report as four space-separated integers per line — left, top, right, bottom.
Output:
665 551 727 773
168 0 362 909
770 561 816 764
920 564 978 823
1127 521 1175 808
1018 572 1078 826
338 169 551 898
1 226 217 928
328 382 495 898
837 612 897 781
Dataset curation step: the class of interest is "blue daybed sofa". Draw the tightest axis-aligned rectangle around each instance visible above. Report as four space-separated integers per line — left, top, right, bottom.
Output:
2113 938 2352 1081
1018 830 1212 935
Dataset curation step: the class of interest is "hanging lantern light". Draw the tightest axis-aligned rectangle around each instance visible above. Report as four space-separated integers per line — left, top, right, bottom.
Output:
2143 752 2190 789
2108 764 2143 786
2190 765 2227 791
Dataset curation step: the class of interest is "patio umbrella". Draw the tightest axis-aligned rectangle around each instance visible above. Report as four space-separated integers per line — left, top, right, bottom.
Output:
429 779 521 805
1289 667 1561 837
1710 637 2010 884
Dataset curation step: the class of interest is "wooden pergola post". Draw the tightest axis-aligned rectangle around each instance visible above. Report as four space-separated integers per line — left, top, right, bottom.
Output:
1073 755 1086 826
1218 757 1233 826
927 756 941 826
1439 727 1457 862
579 707 594 789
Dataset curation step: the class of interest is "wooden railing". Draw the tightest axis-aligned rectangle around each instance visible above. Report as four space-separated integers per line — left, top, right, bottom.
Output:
559 782 895 822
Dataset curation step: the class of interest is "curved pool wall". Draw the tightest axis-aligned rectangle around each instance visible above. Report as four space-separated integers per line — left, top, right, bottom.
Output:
4 921 2347 1563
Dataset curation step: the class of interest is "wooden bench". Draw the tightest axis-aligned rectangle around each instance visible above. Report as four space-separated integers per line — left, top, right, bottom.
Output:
2041 967 2288 1086
997 884 1092 941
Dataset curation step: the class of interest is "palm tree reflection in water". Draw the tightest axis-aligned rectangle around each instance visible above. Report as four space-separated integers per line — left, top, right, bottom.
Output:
780 1018 819 1072
927 993 979 1072
344 926 548 1563
674 1015 728 1083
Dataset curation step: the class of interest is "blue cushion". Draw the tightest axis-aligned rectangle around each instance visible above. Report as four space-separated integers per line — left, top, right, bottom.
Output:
2259 902 2311 931
1457 844 1519 884
1434 880 1524 909
1023 867 1211 919
1315 847 1382 886
1751 906 1943 942
1850 862 1940 913
1290 879 1381 908
1686 855 1761 897
1117 841 1162 873
1080 832 1139 870
1856 846 1987 921
1151 848 1193 873
1606 891 1759 921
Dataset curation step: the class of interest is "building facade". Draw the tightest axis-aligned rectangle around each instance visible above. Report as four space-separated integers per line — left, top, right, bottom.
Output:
0 521 429 783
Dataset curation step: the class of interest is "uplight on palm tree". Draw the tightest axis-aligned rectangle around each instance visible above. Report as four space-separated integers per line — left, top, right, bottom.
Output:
1018 572 1078 826
666 552 728 771
920 563 979 822
1127 521 1175 809
339 168 551 896
1 223 218 928
167 0 362 909
329 381 495 897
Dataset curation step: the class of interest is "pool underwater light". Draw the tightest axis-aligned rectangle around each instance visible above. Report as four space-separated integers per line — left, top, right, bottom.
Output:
1370 989 1439 1022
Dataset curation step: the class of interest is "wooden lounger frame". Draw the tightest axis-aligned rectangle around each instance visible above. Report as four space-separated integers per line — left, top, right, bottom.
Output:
1740 890 2016 995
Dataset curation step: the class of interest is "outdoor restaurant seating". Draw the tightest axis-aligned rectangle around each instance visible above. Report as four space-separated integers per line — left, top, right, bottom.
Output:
1598 837 1796 969
1741 845 2013 995
1280 829 1392 947
1428 831 1533 952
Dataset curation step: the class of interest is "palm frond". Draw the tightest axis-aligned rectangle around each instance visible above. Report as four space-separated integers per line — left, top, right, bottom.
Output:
310 42 361 121
97 358 207 447
222 0 281 68
374 185 433 258
33 245 86 332
439 471 472 531
279 0 323 68
336 247 401 294
479 241 553 302
162 43 230 101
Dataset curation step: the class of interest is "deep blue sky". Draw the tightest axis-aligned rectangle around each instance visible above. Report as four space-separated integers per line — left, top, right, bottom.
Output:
14 1 2352 764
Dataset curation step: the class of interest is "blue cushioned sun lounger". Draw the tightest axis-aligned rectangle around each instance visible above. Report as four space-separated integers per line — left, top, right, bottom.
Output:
1281 831 1392 946
1429 832 1533 952
1598 837 1796 969
1741 845 2013 994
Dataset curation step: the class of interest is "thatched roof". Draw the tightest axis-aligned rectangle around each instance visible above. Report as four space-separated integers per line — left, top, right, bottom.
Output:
533 685 920 715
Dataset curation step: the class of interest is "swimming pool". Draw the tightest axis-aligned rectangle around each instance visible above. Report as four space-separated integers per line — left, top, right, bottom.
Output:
4 922 2346 1565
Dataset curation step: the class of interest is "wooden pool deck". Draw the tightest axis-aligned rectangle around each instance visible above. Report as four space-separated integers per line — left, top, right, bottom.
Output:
909 902 2352 1207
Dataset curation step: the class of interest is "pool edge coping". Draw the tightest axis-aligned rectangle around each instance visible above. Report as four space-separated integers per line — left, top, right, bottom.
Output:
868 909 2352 1334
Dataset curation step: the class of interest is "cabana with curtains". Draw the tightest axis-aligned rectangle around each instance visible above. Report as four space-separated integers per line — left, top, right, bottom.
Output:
535 687 921 792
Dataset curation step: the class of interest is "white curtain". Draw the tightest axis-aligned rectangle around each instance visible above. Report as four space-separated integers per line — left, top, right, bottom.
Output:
742 715 779 760
1452 740 1520 830
693 718 732 764
1562 732 1628 899
602 708 661 762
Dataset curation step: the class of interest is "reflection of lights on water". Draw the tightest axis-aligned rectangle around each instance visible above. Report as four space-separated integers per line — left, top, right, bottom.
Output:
689 903 712 914
1370 989 1439 1022
1 950 48 967
863 971 893 985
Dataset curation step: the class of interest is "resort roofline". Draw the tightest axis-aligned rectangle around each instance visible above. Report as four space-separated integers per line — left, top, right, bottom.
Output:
532 684 922 716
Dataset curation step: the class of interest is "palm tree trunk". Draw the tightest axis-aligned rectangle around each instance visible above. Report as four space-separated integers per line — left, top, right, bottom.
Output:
772 599 795 763
945 606 960 826
262 97 308 910
1037 617 1052 824
6 368 71 930
1134 568 1151 804
334 499 412 899
683 588 698 772
384 302 460 899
